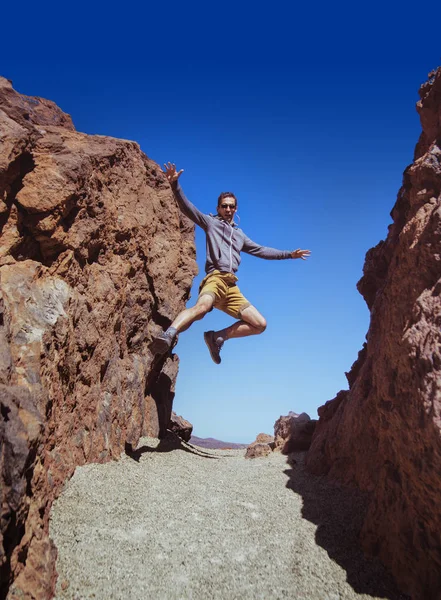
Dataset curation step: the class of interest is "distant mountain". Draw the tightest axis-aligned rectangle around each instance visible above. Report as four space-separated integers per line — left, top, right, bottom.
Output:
189 436 248 449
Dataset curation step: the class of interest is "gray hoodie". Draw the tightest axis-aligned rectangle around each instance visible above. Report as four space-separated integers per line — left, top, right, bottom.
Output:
172 182 292 274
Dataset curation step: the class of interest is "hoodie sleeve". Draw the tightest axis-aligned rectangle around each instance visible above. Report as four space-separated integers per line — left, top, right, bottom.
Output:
171 181 211 231
242 234 292 260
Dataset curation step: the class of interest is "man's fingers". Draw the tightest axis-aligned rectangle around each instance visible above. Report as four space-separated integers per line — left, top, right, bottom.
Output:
163 162 183 182
292 248 311 259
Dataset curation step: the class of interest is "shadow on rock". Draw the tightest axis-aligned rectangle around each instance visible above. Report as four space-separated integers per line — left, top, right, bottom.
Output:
284 453 409 600
125 431 220 462
145 359 174 439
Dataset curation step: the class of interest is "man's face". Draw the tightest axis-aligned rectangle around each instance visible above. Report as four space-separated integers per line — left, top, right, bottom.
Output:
217 196 237 222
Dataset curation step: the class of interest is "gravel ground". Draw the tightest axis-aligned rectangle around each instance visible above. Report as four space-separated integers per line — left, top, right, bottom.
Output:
50 434 407 600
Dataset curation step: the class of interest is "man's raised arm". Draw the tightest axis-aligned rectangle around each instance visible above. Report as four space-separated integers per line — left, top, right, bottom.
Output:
163 162 210 230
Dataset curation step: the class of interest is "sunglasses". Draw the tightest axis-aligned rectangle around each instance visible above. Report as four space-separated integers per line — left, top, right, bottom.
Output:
220 203 236 209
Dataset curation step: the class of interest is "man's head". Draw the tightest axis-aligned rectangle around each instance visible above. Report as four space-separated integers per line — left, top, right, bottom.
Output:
217 192 237 223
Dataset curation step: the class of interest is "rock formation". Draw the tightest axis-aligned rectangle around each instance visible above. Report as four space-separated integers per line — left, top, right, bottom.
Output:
306 67 441 600
274 411 317 453
245 432 275 458
169 411 193 442
0 77 197 599
245 413 317 459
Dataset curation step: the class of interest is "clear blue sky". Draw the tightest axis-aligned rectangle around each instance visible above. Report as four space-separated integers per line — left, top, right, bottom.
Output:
3 0 440 442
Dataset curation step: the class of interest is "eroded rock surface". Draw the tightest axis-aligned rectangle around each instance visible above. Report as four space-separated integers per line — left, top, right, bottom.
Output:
0 77 197 599
306 67 441 600
274 411 316 453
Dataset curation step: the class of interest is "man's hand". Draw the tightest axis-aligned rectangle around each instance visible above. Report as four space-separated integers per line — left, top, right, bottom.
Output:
163 162 184 183
290 248 311 260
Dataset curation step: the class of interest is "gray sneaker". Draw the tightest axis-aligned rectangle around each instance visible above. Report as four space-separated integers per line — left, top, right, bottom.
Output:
151 330 176 355
204 331 223 364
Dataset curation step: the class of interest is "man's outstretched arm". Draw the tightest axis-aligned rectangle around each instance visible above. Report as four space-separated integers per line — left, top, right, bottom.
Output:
242 235 311 261
163 162 210 230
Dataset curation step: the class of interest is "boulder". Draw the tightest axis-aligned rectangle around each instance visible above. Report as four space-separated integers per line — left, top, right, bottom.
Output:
255 432 275 444
169 411 193 442
245 443 273 459
245 432 275 459
274 412 315 452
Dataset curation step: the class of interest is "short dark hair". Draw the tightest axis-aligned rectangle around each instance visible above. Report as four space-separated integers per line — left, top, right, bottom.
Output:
217 192 238 207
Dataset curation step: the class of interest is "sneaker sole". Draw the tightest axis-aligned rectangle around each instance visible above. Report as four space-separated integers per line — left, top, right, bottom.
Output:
150 336 171 355
204 331 221 365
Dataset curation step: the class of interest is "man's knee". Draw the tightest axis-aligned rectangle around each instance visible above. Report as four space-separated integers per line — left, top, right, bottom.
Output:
241 305 267 333
254 317 267 333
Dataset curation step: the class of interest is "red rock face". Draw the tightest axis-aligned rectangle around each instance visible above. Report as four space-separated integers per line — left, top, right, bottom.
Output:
306 68 441 600
0 77 197 598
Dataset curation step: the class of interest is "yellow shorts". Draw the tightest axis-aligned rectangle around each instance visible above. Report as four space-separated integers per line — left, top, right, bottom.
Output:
198 270 251 319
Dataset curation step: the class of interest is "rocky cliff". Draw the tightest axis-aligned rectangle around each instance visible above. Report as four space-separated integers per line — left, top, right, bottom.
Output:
306 67 441 600
0 77 197 599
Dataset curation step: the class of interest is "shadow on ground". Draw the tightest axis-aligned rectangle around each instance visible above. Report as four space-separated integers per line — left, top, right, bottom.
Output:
284 453 410 600
125 431 221 462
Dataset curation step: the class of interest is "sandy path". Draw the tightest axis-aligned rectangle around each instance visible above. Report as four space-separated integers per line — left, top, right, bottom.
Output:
50 435 406 600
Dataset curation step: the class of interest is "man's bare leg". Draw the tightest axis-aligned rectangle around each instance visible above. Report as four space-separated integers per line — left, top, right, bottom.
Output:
170 294 215 333
216 305 267 340
151 294 214 355
204 305 266 364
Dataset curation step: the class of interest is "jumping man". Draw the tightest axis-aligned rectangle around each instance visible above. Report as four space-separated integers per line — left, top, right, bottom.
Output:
151 163 311 364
